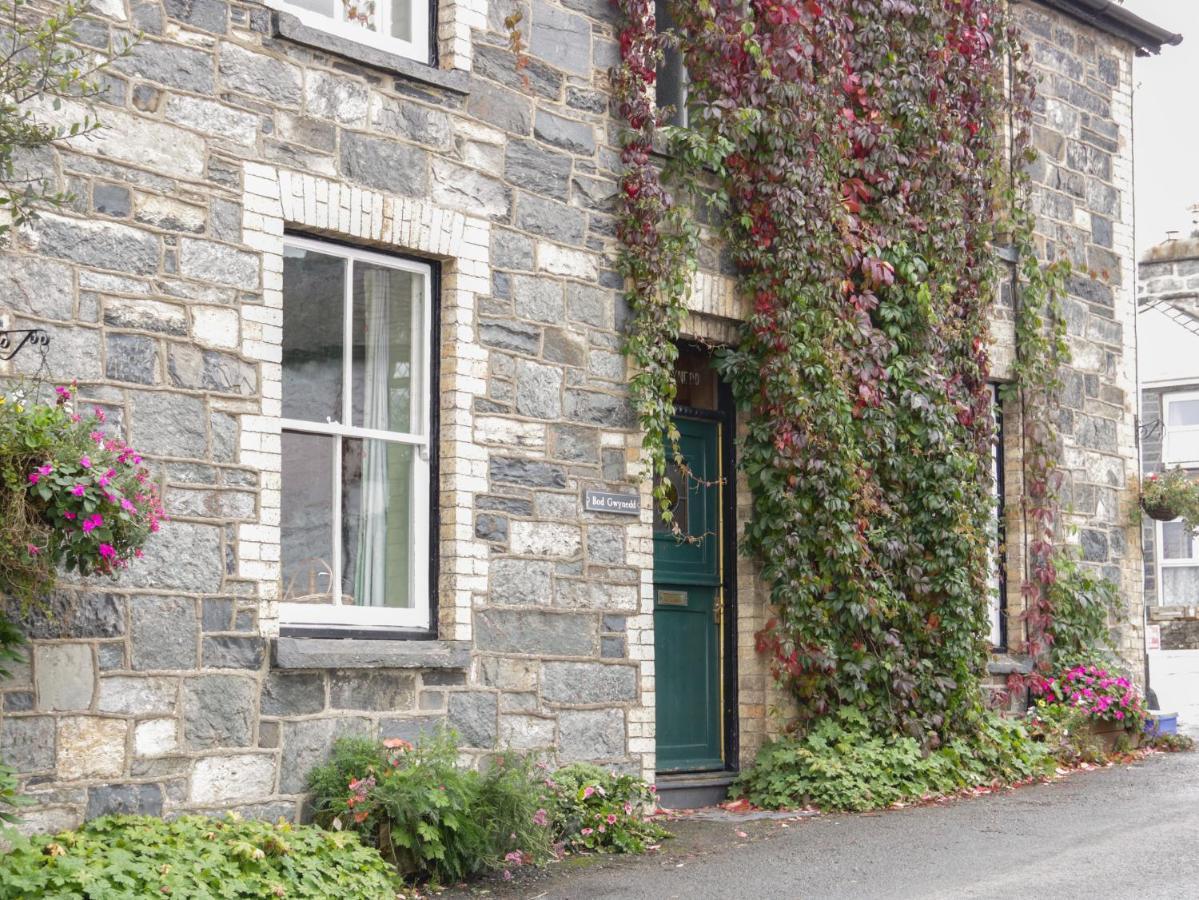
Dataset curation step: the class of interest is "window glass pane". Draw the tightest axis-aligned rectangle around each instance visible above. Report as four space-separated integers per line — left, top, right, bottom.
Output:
281 431 336 601
1162 566 1199 605
351 263 423 434
341 438 417 609
1166 430 1199 464
1168 398 1199 426
283 246 345 424
341 0 377 30
390 0 412 41
1162 521 1195 560
654 0 687 126
288 0 335 16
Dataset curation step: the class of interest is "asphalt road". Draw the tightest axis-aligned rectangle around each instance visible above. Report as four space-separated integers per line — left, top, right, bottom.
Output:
452 750 1199 900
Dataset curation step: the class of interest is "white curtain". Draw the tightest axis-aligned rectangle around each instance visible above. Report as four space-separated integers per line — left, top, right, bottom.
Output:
354 269 390 607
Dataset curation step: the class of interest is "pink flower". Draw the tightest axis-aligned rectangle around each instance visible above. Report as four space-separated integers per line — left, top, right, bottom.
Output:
121 499 135 512
72 484 86 497
98 544 116 560
533 808 548 827
583 786 596 799
37 464 52 476
92 407 106 423
80 455 91 468
28 472 39 485
63 511 76 520
606 814 617 824
26 544 39 556
90 431 104 444
54 385 71 400
82 514 103 533
581 828 593 836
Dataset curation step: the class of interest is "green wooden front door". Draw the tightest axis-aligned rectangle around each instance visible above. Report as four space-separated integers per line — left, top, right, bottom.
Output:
653 417 723 772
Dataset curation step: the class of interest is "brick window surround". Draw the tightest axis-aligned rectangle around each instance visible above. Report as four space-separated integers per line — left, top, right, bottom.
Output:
239 162 492 643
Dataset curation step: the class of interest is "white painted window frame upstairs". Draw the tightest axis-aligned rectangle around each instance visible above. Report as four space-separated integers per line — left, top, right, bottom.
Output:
1156 516 1199 607
266 0 431 65
1163 390 1199 467
278 235 433 632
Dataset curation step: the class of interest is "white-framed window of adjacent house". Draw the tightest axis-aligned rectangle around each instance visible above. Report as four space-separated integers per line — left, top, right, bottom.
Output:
267 0 431 64
1163 391 1199 466
988 384 1006 647
278 235 434 632
1156 518 1199 606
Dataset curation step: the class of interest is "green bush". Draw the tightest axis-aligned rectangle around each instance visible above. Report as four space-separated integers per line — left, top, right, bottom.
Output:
545 763 667 854
1024 699 1107 766
308 730 552 883
308 733 668 882
732 708 1053 812
1046 548 1121 669
0 814 396 899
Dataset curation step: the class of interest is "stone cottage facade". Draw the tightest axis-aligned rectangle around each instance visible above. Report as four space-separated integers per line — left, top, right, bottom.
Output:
0 0 1178 828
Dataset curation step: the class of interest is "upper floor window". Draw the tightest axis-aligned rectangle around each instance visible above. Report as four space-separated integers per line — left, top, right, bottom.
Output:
269 0 430 64
1163 391 1199 466
278 236 434 632
654 0 687 127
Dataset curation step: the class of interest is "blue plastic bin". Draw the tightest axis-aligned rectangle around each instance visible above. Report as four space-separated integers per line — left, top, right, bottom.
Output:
1145 712 1179 736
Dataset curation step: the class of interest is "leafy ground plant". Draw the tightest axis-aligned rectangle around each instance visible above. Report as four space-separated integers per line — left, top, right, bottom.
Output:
1024 699 1107 766
0 814 397 899
308 733 668 884
732 708 1052 812
308 730 553 884
545 763 667 854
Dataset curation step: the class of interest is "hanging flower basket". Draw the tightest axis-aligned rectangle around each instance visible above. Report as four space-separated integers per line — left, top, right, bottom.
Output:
0 383 165 603
1140 468 1199 525
1141 497 1180 522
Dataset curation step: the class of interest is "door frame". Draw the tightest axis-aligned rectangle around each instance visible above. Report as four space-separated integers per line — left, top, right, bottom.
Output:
658 342 739 773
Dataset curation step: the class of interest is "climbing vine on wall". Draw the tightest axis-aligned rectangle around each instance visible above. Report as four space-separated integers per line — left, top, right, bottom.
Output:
613 0 1071 744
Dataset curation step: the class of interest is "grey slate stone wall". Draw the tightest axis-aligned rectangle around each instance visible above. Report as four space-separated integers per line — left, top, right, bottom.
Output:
1010 3 1144 675
0 0 1150 831
0 0 646 832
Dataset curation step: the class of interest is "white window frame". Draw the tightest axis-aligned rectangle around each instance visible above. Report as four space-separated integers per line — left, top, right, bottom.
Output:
266 0 431 65
987 384 1004 647
277 234 433 632
1156 516 1199 607
1163 390 1199 467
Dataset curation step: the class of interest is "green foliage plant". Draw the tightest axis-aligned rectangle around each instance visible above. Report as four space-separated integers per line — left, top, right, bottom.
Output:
544 762 667 854
732 708 1051 813
0 382 166 604
307 731 552 884
0 759 32 826
612 0 1077 754
0 814 397 899
1024 699 1106 766
0 0 135 237
1044 547 1120 670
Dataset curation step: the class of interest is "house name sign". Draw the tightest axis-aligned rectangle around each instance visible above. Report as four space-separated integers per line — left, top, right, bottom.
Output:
584 489 641 516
